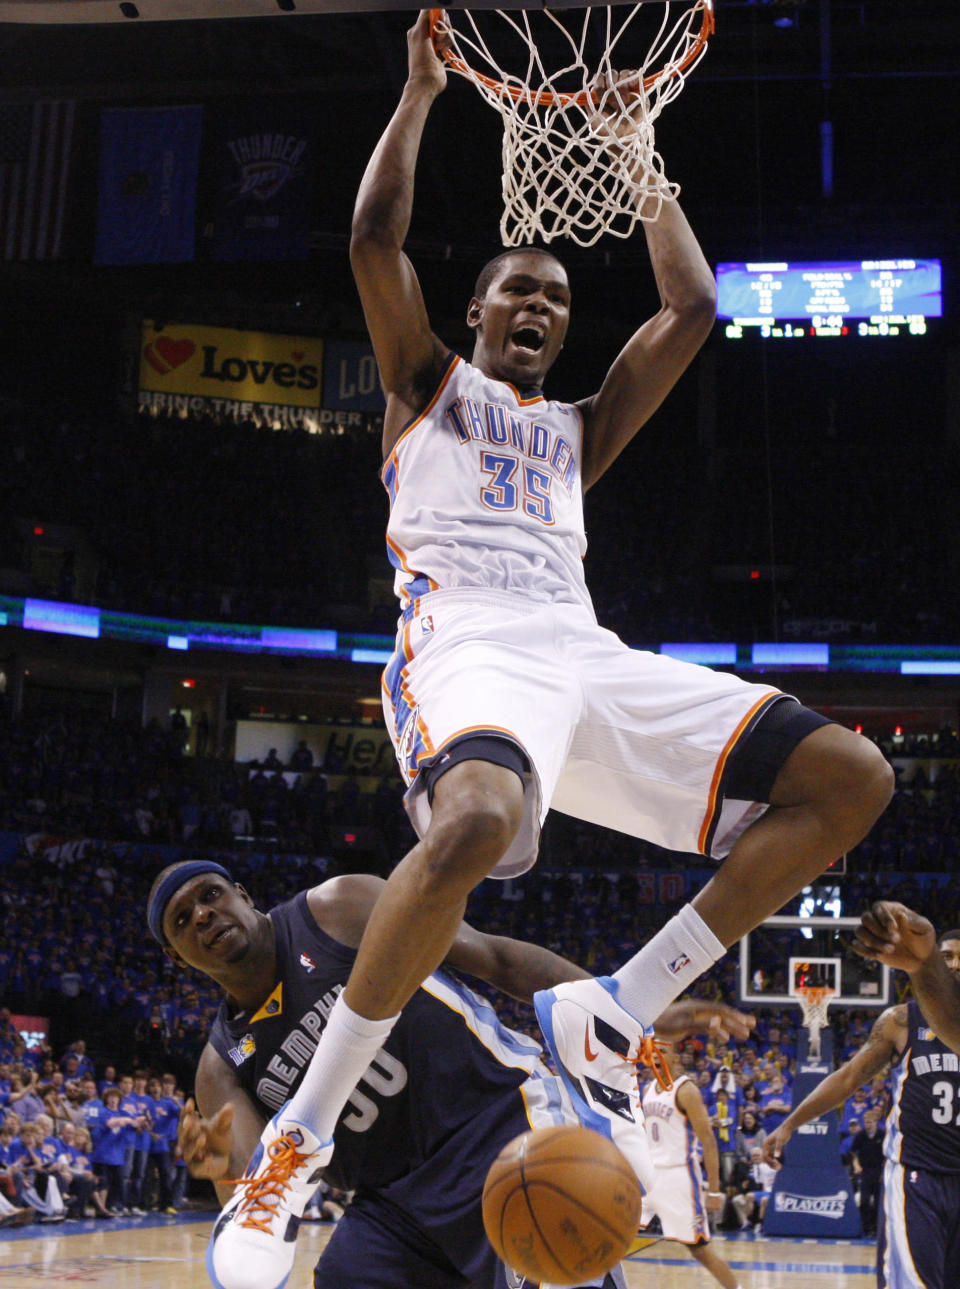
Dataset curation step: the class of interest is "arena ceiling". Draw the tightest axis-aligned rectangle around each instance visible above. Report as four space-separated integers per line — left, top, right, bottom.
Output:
1 1 956 312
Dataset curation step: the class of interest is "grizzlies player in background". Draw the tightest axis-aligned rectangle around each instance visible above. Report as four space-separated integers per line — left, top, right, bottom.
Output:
764 919 960 1288
150 860 751 1289
208 13 892 1289
855 901 960 1059
640 1045 743 1289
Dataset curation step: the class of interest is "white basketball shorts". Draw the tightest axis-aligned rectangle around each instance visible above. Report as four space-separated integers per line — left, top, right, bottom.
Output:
381 589 787 878
641 1162 711 1245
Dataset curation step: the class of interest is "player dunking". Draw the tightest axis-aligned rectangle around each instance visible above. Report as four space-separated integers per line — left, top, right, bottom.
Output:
208 14 892 1289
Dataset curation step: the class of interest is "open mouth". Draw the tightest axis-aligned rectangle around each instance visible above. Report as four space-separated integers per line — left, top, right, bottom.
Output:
511 327 545 354
206 925 234 948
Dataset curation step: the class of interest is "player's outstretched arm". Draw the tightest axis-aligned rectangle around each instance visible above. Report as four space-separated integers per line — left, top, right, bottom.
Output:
762 1005 903 1167
188 1043 267 1205
307 872 584 998
350 10 450 452
676 1080 724 1210
578 81 715 490
310 875 753 1037
856 901 960 1056
652 999 753 1046
854 901 938 973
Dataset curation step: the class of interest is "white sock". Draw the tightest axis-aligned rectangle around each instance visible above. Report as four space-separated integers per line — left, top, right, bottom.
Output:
284 994 399 1143
610 903 725 1029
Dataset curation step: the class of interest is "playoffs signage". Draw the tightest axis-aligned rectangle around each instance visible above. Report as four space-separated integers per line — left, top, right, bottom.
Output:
764 1167 861 1237
139 321 323 427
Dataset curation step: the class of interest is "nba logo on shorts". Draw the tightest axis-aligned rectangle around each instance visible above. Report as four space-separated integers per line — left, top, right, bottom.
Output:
421 614 434 633
667 953 691 975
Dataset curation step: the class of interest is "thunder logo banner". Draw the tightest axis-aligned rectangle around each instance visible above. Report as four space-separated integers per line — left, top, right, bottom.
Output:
208 101 315 262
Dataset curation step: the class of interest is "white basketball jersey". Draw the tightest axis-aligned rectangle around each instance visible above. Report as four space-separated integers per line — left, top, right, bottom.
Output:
380 354 592 613
642 1075 699 1169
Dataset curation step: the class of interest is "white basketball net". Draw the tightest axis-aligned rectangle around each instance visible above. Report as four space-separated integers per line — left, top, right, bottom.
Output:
797 987 834 1061
431 2 714 247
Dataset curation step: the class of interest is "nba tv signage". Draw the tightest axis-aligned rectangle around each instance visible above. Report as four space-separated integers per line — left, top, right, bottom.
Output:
139 321 324 428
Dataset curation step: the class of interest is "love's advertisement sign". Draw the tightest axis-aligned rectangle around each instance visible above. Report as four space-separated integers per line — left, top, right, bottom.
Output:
139 320 324 420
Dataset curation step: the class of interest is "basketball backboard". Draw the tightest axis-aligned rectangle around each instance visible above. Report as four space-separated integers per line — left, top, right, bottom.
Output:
739 915 891 1009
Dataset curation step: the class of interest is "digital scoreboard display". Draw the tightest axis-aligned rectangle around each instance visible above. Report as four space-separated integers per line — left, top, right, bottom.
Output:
716 258 942 339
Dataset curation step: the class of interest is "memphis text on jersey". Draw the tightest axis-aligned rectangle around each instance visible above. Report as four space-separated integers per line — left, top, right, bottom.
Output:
231 981 408 1131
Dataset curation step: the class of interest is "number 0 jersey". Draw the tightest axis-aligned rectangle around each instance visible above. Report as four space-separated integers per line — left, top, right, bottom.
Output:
206 892 561 1196
642 1074 699 1170
381 353 591 614
884 1000 960 1173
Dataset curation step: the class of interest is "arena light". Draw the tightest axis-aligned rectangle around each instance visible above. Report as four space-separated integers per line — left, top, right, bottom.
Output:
23 599 100 639
752 643 829 668
900 660 960 675
659 643 737 666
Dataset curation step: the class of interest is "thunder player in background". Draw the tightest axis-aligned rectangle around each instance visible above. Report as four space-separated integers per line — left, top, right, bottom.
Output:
150 860 751 1289
640 1045 744 1289
764 921 960 1289
207 14 892 1289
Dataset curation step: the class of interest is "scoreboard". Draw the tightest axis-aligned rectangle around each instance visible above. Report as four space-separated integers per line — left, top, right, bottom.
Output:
716 258 942 339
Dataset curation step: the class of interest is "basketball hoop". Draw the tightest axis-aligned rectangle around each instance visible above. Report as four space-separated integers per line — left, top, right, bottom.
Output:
796 984 834 1061
429 2 714 247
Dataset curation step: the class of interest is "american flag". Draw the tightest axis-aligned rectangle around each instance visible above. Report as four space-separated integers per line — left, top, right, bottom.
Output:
0 100 76 261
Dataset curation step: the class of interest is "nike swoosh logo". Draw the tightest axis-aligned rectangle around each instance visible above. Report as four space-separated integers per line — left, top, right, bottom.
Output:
584 1024 599 1062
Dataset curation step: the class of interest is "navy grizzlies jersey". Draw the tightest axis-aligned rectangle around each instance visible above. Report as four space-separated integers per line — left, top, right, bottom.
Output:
884 1000 960 1174
207 892 548 1195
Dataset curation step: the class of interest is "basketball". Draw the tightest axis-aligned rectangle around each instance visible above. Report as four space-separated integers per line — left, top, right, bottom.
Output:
481 1124 642 1286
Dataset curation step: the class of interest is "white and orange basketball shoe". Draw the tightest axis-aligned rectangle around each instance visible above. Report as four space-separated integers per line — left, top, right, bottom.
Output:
534 976 659 1194
206 1110 331 1289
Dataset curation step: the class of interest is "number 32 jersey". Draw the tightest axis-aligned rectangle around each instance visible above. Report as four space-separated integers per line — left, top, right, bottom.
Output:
381 353 592 614
884 1000 960 1173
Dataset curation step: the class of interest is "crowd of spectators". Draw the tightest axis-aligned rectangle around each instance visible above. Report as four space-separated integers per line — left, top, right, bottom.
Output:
0 1020 188 1227
0 402 385 633
0 709 415 861
4 706 960 884
2 395 958 644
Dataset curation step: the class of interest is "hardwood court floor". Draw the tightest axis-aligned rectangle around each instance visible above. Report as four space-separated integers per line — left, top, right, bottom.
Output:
0 1212 877 1287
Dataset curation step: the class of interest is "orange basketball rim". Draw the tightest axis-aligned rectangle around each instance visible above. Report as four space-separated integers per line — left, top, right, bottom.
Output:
428 2 715 109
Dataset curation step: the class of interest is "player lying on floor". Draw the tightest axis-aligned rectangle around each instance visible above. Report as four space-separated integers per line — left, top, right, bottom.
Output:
148 860 752 1289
